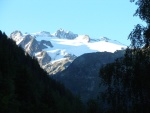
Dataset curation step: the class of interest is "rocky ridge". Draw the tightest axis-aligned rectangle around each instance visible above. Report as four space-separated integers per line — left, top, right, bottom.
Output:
10 29 126 75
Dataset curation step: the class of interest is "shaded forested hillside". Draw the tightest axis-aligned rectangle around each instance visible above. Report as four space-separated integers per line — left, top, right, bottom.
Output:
54 51 124 103
0 31 85 113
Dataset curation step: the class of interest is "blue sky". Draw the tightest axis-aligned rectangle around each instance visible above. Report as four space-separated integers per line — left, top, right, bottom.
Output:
0 0 146 45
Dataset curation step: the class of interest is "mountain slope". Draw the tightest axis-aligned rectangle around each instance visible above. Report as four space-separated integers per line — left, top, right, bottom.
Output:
0 31 85 113
10 29 126 75
53 50 125 102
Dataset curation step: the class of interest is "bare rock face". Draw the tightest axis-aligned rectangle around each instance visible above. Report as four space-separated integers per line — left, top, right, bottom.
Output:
25 38 42 56
10 30 23 44
39 40 53 49
10 30 23 42
10 33 43 56
20 35 33 48
54 29 78 39
10 30 78 75
35 51 51 65
43 54 77 75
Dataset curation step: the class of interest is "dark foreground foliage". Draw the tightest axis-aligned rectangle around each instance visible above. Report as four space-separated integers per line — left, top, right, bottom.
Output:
0 31 85 113
99 0 150 112
100 48 150 113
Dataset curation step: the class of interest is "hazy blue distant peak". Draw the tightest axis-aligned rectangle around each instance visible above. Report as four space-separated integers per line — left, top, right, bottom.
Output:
40 31 51 35
57 28 72 34
32 31 52 37
53 28 78 39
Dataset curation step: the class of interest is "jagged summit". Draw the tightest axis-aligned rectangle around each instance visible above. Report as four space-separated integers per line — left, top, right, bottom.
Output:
10 30 23 37
31 31 52 37
52 28 78 39
10 30 23 43
10 29 126 75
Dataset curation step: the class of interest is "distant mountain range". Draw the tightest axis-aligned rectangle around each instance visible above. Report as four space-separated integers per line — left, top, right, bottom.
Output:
10 29 126 75
10 29 126 102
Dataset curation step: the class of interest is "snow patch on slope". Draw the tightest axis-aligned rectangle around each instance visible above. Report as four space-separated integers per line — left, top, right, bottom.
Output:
10 30 127 74
35 35 126 59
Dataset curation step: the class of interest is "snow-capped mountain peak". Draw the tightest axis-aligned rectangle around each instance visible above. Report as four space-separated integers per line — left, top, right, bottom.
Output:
98 37 127 46
31 31 52 37
10 30 23 43
75 35 90 43
10 29 127 75
52 28 78 39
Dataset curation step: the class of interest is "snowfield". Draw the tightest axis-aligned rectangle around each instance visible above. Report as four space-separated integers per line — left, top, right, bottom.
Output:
11 30 127 63
34 34 126 62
